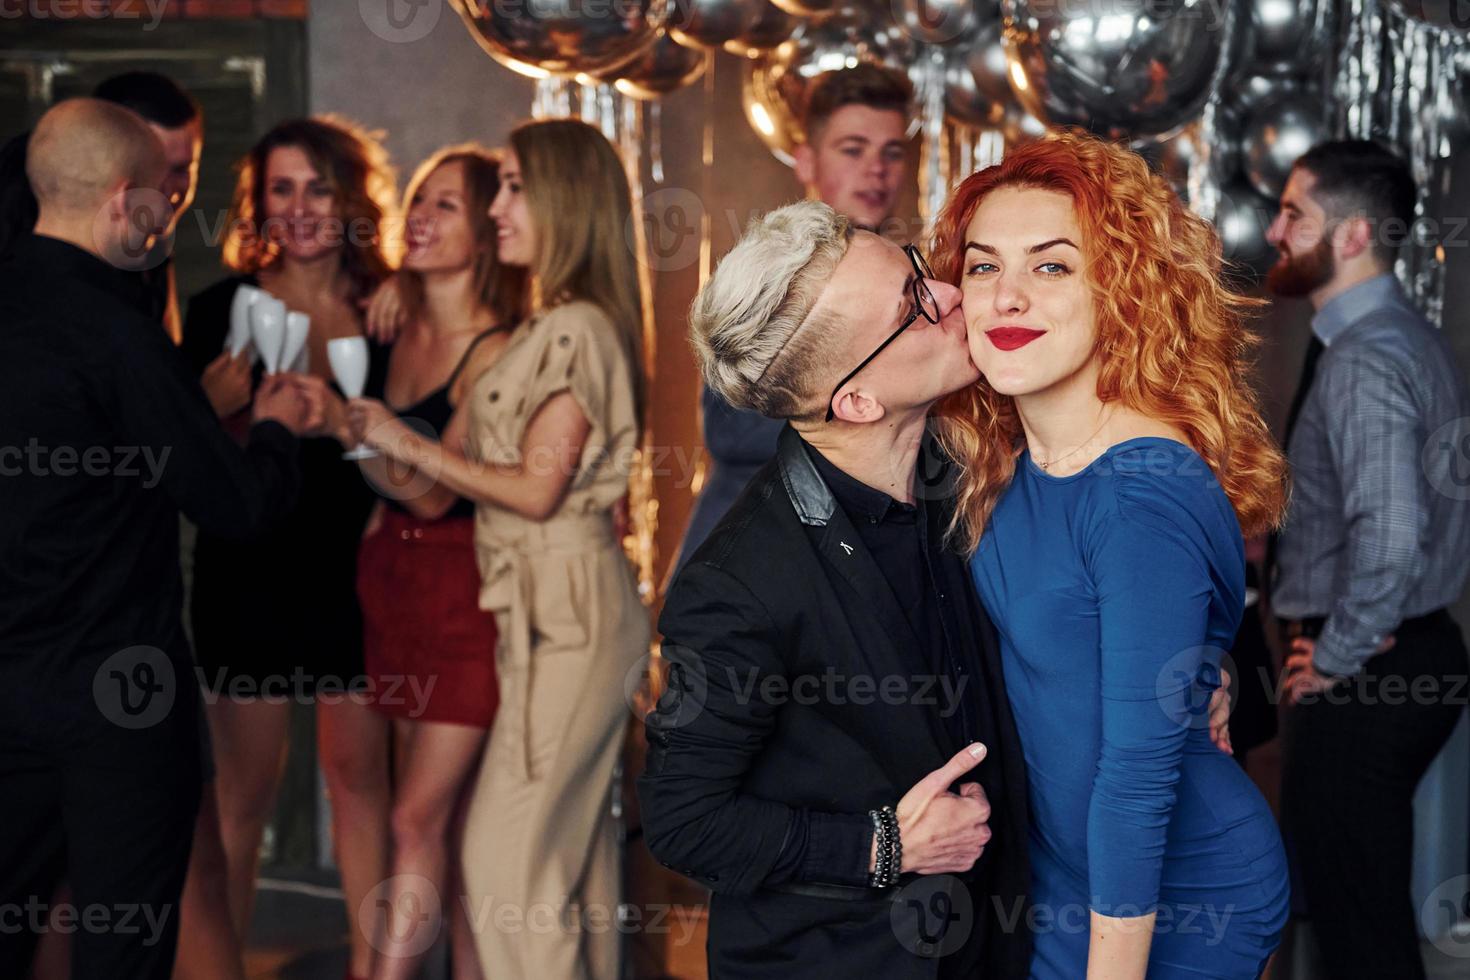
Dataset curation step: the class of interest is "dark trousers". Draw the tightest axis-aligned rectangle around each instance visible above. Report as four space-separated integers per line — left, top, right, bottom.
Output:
1282 609 1469 980
0 693 201 979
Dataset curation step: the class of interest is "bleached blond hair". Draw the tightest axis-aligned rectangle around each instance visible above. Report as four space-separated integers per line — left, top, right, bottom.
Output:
689 201 854 421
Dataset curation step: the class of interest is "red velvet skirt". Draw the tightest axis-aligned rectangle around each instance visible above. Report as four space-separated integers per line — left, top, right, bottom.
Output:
357 510 499 727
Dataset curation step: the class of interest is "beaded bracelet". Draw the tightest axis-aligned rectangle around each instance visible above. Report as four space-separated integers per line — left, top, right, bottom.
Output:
868 805 902 888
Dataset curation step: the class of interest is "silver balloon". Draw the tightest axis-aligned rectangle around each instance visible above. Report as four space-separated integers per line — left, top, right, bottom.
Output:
942 48 1004 127
449 0 667 77
742 13 916 162
1001 0 1233 141
668 0 770 49
896 0 982 46
960 18 1046 141
1245 0 1334 76
1226 72 1301 118
1241 89 1327 199
770 0 839 16
1215 177 1276 273
965 18 1015 105
607 29 708 98
722 0 800 56
1152 113 1244 192
1003 105 1047 143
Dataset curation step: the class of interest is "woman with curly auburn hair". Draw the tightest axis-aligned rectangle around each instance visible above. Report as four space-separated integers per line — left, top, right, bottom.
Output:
178 115 398 980
931 131 1289 979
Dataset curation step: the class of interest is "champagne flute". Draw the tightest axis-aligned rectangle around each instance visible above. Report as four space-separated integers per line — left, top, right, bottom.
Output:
227 284 262 359
282 311 311 373
249 297 287 374
328 336 376 460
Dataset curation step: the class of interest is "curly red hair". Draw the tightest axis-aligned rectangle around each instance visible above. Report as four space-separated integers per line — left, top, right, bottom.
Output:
931 130 1287 552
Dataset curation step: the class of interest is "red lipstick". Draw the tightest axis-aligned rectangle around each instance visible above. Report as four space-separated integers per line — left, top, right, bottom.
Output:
985 327 1046 351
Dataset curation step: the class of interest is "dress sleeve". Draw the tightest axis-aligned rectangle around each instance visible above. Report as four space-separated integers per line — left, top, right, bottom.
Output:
1083 472 1231 917
517 303 638 454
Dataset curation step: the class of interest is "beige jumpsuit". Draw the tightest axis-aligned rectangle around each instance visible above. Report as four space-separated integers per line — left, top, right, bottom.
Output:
460 300 650 979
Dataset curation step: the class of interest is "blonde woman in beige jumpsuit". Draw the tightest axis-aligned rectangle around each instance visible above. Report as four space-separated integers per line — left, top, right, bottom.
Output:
349 118 650 979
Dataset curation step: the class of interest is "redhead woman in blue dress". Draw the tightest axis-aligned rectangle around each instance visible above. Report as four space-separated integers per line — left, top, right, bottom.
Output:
931 132 1291 979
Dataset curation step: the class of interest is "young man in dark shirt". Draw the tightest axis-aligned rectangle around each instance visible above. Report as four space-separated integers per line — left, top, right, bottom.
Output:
641 201 1022 979
0 98 324 980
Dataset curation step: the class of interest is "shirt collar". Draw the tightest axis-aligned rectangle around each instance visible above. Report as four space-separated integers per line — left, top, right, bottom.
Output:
1311 273 1405 347
801 437 918 525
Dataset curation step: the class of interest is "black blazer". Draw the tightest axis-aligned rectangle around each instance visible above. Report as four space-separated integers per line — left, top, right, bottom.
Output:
639 426 1031 979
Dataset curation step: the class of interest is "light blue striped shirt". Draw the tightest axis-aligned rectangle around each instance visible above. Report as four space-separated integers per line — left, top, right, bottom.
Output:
1274 273 1470 676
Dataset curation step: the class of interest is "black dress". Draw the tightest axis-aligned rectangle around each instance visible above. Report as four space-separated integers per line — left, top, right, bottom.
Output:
181 275 387 695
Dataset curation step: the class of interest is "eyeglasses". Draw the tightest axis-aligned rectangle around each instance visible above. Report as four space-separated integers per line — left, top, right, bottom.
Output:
824 244 941 423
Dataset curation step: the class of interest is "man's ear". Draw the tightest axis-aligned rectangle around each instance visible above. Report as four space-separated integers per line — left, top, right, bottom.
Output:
794 143 816 190
831 387 885 426
1334 214 1374 261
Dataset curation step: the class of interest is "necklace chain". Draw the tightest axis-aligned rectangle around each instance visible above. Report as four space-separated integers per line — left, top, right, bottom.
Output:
1035 411 1112 472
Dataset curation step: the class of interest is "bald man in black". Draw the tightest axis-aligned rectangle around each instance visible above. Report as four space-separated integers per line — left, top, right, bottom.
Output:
0 99 322 979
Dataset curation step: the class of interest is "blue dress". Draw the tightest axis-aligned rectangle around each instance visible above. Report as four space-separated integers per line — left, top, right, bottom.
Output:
969 438 1289 979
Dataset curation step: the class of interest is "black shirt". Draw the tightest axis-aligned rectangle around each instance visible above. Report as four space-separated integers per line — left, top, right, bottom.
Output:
0 234 299 739
803 440 988 750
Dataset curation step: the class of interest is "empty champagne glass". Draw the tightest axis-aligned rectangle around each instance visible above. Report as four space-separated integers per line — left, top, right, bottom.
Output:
250 297 288 373
227 284 263 359
327 335 376 460
282 311 311 373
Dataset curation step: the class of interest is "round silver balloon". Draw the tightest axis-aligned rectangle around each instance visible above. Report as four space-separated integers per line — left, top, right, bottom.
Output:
742 13 916 162
1241 89 1327 199
1226 72 1301 118
723 0 801 56
770 0 839 16
1001 0 1233 141
668 0 770 49
1003 104 1047 143
965 18 1015 105
961 17 1045 141
449 0 667 77
943 48 1005 127
1223 0 1256 82
607 29 709 98
894 0 982 46
1215 177 1277 273
1152 114 1244 193
1245 0 1334 76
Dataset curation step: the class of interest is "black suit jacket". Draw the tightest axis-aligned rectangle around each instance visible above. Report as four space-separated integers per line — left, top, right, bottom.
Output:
639 426 1031 979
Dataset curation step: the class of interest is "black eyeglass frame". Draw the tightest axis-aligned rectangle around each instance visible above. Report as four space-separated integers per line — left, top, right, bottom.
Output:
823 244 941 422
